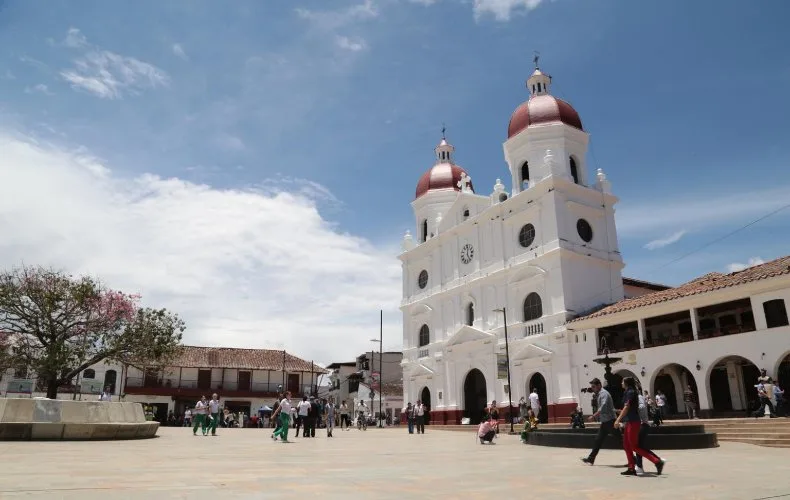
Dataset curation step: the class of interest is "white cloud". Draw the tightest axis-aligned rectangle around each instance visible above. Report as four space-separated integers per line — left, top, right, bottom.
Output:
64 27 88 48
172 43 188 60
296 0 378 29
644 230 686 250
0 132 402 362
410 0 439 5
726 257 765 273
616 186 790 238
473 0 547 21
24 83 53 96
336 35 367 52
60 28 170 99
213 133 245 152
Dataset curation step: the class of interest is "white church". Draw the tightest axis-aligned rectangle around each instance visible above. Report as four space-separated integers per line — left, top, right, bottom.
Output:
399 64 790 424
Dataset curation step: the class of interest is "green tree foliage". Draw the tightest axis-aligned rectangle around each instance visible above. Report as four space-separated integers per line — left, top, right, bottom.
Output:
0 265 185 398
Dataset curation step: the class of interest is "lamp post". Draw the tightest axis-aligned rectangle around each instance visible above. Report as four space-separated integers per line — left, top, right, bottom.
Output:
493 307 515 434
371 310 384 428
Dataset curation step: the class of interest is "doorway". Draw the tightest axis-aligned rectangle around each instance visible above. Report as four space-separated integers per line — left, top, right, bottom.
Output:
420 387 431 425
238 371 251 391
463 369 487 424
103 370 117 394
528 372 548 423
197 370 212 390
287 374 300 395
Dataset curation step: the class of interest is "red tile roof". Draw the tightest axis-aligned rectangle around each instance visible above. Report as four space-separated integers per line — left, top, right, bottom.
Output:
574 256 790 322
622 277 671 292
173 346 327 373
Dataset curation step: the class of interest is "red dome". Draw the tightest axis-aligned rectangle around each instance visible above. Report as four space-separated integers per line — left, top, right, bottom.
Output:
415 163 472 199
507 94 583 138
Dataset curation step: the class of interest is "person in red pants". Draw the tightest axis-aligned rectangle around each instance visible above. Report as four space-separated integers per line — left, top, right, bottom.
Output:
613 377 667 476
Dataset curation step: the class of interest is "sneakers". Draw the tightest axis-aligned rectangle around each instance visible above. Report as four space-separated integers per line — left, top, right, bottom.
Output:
635 467 644 476
580 457 594 465
655 459 667 475
620 469 637 476
480 438 485 444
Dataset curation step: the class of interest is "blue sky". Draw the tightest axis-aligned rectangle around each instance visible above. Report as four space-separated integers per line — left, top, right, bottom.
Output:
1 0 789 362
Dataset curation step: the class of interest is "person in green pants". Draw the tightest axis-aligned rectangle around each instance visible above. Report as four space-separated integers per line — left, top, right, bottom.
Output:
208 393 221 436
193 395 208 436
272 391 292 442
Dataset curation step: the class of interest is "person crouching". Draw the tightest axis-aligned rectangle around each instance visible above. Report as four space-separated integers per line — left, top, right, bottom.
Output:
478 417 496 444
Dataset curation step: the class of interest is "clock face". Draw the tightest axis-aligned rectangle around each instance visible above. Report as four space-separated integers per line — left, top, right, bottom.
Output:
460 244 475 264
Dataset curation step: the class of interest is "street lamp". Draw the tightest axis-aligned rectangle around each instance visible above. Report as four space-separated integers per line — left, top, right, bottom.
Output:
493 307 515 434
370 309 384 428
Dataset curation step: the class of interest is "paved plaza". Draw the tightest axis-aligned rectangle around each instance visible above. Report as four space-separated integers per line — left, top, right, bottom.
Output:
2 426 789 499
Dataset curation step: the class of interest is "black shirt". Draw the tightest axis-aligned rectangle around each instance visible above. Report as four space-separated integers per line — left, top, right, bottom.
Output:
622 388 640 423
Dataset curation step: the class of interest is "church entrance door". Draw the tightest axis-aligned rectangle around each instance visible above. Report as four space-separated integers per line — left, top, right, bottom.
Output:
420 387 431 425
528 373 548 423
463 369 487 424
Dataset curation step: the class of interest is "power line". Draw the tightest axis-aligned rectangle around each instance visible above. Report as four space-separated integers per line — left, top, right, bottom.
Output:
650 202 790 272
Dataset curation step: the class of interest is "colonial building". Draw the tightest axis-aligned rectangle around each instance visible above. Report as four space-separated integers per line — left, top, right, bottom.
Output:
1 346 325 422
398 63 790 424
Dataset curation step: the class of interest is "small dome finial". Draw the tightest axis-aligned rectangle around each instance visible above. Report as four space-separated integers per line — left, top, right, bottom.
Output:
533 50 540 70
435 128 454 164
527 54 551 97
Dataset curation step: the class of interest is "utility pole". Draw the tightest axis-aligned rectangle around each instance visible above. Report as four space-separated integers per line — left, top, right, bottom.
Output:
310 361 315 396
379 309 383 428
281 350 286 392
494 307 515 434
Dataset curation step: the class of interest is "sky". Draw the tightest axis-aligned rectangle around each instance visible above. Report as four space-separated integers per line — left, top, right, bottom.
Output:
1 0 789 365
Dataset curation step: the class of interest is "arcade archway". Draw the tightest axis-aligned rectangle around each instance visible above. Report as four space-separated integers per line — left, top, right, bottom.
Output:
528 372 548 423
652 363 697 415
420 387 431 425
776 352 790 392
463 369 487 424
708 355 760 413
610 369 642 405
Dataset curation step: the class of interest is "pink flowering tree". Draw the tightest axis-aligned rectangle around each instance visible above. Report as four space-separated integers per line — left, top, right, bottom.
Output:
0 266 185 399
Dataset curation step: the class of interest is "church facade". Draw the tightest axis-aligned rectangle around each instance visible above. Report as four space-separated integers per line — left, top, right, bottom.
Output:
399 65 790 424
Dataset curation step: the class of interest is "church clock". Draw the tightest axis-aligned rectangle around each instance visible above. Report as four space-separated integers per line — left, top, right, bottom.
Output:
460 244 475 264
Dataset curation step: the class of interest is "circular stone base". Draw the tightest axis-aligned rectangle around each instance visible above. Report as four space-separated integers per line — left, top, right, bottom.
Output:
0 398 159 440
523 425 718 449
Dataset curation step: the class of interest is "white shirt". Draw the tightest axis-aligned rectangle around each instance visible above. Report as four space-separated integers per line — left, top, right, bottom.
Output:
357 403 367 414
278 398 292 416
340 403 349 415
298 400 311 416
194 400 207 415
656 394 666 407
185 410 192 418
529 392 540 410
208 399 220 413
415 404 424 416
99 392 112 402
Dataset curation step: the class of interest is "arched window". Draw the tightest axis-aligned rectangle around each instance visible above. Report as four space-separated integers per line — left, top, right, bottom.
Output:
421 219 428 242
466 303 474 326
418 325 430 347
575 334 579 343
523 293 543 322
462 208 470 220
520 161 529 189
83 369 96 379
570 157 579 184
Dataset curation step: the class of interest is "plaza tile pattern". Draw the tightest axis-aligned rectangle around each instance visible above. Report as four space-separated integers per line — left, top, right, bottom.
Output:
2 427 789 499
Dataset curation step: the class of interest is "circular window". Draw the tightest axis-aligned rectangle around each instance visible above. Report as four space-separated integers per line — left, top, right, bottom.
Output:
577 219 593 243
519 224 536 248
418 270 428 289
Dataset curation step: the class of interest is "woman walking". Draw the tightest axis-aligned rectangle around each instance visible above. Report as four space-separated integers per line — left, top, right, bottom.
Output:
614 377 666 476
272 391 292 442
192 395 208 436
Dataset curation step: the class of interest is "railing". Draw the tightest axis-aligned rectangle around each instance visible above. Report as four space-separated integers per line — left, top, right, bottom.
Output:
697 322 756 340
123 377 314 395
418 348 430 359
523 319 544 337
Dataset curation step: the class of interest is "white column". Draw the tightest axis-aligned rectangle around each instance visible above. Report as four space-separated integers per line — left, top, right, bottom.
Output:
727 361 744 410
690 308 700 341
637 319 646 349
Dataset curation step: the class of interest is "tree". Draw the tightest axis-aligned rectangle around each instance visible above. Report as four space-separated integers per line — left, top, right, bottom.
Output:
0 265 185 399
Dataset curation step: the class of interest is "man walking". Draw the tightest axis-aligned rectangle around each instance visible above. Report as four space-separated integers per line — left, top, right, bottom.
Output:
325 397 336 437
581 378 616 465
529 388 541 422
192 395 208 436
683 385 698 419
99 386 113 402
208 393 221 436
405 402 415 434
415 400 426 434
296 396 310 436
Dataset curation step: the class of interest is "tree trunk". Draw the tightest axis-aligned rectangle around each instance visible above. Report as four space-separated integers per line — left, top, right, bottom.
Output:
46 378 60 399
